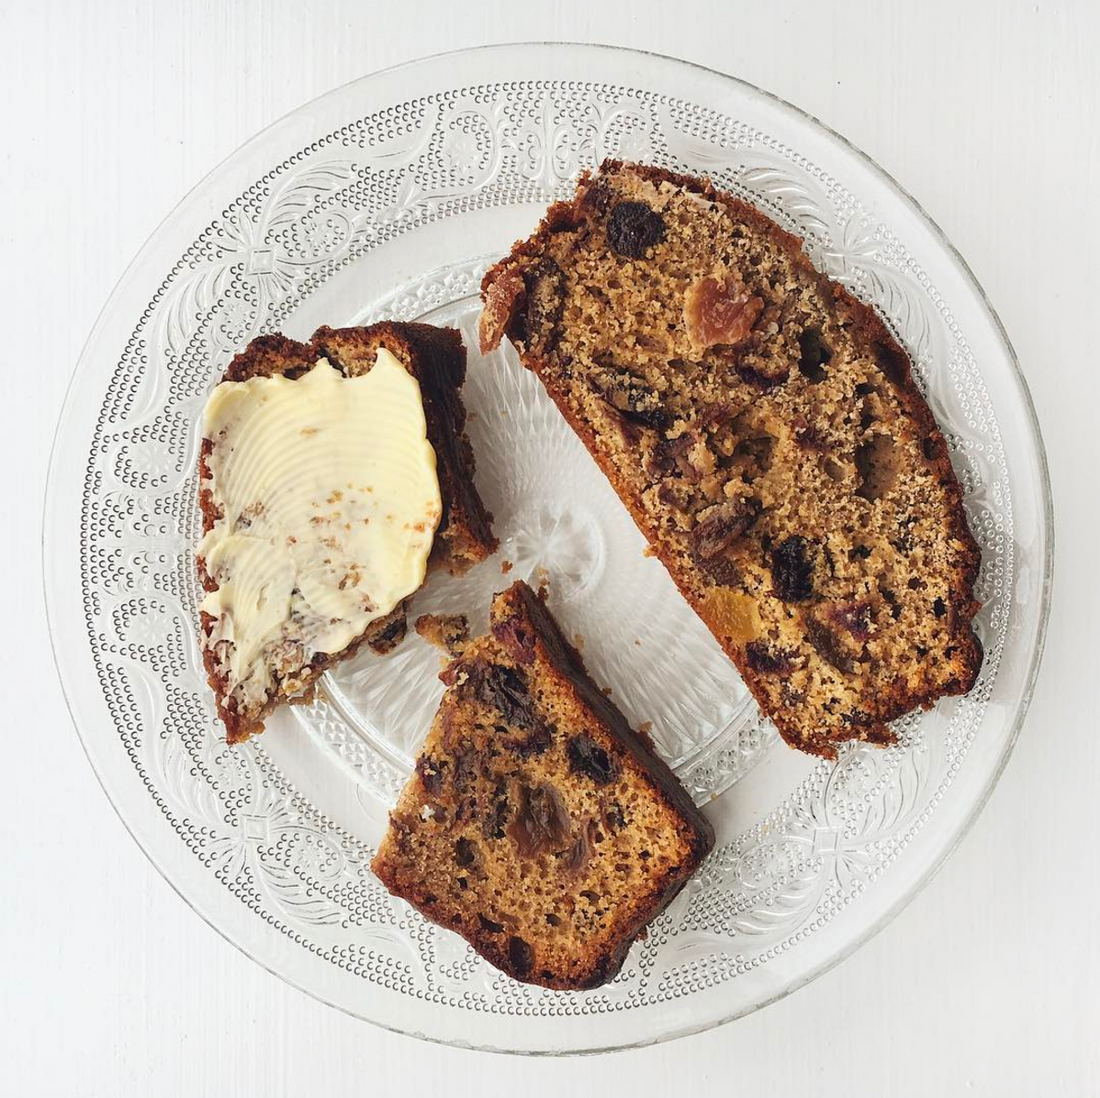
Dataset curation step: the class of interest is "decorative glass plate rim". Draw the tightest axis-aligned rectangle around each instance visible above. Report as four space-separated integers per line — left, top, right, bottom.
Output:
43 42 1054 1054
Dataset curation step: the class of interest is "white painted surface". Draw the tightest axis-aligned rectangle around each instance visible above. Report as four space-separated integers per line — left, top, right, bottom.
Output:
2 1 1096 1094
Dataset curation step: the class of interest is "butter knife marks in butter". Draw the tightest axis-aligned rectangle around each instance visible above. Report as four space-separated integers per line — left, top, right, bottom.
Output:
198 350 442 703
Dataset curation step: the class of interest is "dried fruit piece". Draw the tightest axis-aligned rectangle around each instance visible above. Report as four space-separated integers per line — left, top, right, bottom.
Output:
508 935 534 976
744 641 793 674
490 612 536 665
690 498 761 560
771 536 815 602
735 361 789 389
587 366 668 430
606 201 665 258
478 913 504 934
684 274 764 352
567 734 617 785
508 782 571 857
416 755 445 795
695 553 740 586
482 783 510 840
466 661 552 756
702 589 760 645
805 617 855 675
829 601 872 641
564 818 596 875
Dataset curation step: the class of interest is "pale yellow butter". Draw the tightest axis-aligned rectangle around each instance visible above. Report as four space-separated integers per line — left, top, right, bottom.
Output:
198 350 442 704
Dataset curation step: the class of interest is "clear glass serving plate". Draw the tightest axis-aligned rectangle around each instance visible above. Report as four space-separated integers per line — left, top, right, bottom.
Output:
44 43 1052 1053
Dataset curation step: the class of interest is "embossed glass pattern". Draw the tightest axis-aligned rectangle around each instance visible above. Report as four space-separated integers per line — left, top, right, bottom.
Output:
45 45 1051 1053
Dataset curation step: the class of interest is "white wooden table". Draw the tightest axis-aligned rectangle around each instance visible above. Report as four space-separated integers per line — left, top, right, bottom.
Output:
3 2 1096 1094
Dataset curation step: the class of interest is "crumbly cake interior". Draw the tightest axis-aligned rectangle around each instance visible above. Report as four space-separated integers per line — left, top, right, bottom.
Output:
372 583 713 990
480 162 982 756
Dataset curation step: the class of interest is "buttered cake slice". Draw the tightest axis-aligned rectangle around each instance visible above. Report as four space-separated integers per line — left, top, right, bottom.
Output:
197 323 496 743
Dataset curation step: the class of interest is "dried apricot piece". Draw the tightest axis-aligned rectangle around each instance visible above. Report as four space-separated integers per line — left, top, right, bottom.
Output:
684 274 764 352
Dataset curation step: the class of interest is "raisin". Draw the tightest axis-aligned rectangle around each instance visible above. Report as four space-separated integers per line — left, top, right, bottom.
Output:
604 803 626 832
478 914 504 934
850 544 873 560
468 663 550 753
690 498 760 560
797 327 833 382
733 433 776 469
922 436 941 461
567 734 617 785
580 179 612 215
415 756 445 795
508 936 534 976
587 367 668 430
829 601 872 642
523 257 565 356
490 614 536 665
607 200 665 258
646 440 677 479
454 837 477 867
439 655 472 687
933 597 947 618
770 536 815 602
508 783 571 857
805 618 855 674
563 819 595 875
696 553 741 586
482 783 510 841
744 642 793 674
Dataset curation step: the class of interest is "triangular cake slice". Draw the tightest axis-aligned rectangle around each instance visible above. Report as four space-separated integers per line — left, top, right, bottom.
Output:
480 160 982 757
371 581 714 989
197 322 496 743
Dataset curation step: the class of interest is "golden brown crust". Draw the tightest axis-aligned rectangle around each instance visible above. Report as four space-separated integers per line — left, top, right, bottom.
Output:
481 160 982 757
372 581 713 989
196 322 497 744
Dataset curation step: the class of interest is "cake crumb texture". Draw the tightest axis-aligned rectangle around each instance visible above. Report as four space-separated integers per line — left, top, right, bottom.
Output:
372 581 714 989
480 161 982 757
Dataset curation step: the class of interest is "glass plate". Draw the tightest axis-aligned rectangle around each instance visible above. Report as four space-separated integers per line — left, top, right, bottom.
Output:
44 43 1052 1054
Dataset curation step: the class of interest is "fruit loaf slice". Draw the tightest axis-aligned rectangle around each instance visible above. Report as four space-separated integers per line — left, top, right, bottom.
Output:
197 322 496 743
371 581 714 990
480 160 982 757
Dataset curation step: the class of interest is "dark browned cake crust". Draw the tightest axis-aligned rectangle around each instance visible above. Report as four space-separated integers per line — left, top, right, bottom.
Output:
480 161 982 757
197 321 497 744
372 581 714 990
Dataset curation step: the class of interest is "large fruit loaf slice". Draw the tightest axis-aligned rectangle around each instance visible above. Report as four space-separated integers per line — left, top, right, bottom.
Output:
480 161 981 757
